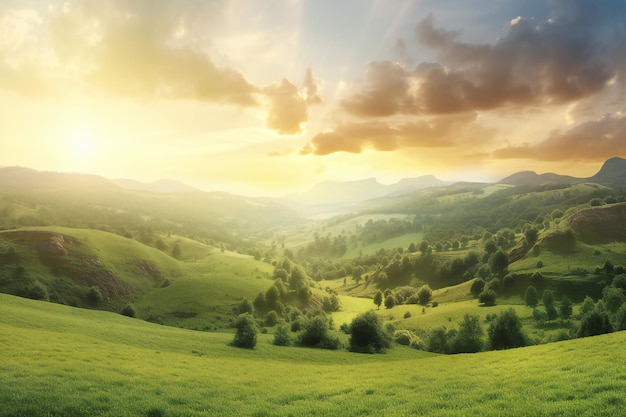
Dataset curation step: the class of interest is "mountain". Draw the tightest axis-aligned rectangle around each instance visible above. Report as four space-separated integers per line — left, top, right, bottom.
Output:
0 166 117 192
285 175 444 211
498 171 579 187
499 157 626 187
589 157 626 187
113 178 200 193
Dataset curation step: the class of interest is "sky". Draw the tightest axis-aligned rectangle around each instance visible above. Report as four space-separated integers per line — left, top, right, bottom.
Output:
1 0 626 196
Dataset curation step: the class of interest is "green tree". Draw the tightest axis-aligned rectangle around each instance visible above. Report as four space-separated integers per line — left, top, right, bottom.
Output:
602 286 625 314
297 314 340 349
524 227 538 245
490 250 509 276
121 304 136 318
542 290 557 321
86 286 103 305
450 314 483 353
272 323 291 346
418 285 432 306
559 296 573 320
172 243 182 259
579 296 595 316
384 294 396 309
265 285 280 308
479 289 497 306
26 281 49 301
578 308 613 338
232 313 257 349
525 286 539 307
238 298 254 315
470 278 485 296
427 327 450 354
488 308 526 350
373 290 383 310
348 311 392 353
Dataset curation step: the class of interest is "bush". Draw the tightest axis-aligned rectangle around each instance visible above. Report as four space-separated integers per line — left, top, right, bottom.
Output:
578 308 613 338
525 286 539 307
470 278 485 296
232 313 257 349
238 298 254 315
427 327 450 353
403 311 411 319
272 323 291 346
265 311 279 327
479 290 497 306
384 295 396 309
488 308 526 350
418 285 433 306
297 314 340 350
121 304 136 318
349 311 392 353
26 281 49 301
86 286 103 305
450 314 483 353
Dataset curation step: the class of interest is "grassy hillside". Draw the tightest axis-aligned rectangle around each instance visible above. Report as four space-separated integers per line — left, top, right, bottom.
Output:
0 227 181 309
1 294 624 417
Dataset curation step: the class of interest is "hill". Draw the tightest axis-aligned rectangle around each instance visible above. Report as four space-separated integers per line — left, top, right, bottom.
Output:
589 156 626 187
113 178 200 193
498 171 579 186
1 293 624 417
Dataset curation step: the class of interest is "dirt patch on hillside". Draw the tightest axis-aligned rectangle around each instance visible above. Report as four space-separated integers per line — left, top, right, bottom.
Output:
568 203 626 243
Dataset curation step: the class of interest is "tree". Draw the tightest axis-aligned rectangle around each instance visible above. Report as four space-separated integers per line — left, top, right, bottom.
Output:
297 314 340 349
348 311 392 353
86 286 103 305
373 291 383 310
578 308 613 338
488 308 526 350
543 290 557 321
470 278 485 296
418 285 432 306
27 281 49 301
559 296 573 320
450 314 483 353
121 304 136 318
232 313 257 349
602 286 625 314
490 250 509 276
525 286 539 307
479 290 497 306
172 243 182 259
272 323 291 346
579 296 595 316
427 327 450 353
384 294 396 309
238 298 254 315
524 227 539 245
265 285 280 308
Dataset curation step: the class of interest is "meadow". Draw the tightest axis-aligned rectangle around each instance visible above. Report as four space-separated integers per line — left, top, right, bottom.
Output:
1 293 624 417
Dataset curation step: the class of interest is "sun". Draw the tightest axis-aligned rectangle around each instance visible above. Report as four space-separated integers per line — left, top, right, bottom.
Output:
66 127 98 163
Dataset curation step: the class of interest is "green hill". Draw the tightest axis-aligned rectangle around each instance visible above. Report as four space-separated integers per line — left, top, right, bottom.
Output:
0 227 181 309
1 293 624 417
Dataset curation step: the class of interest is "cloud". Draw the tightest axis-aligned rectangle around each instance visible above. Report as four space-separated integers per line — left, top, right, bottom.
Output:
302 67 322 104
262 78 308 135
494 113 626 161
302 112 493 155
340 1 626 117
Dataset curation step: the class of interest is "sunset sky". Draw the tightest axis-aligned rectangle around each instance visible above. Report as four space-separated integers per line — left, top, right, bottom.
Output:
1 0 625 195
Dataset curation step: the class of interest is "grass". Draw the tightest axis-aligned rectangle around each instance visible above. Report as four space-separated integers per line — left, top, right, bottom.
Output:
134 250 274 329
1 293 625 416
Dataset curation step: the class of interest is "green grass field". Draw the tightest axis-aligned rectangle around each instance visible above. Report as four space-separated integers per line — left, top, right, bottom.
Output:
1 293 624 417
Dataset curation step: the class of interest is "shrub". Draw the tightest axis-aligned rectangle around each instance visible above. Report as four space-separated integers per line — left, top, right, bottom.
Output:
26 281 49 301
238 298 254 315
265 311 279 327
232 313 257 349
450 314 483 353
470 278 485 296
479 290 497 306
577 309 613 338
297 314 340 350
403 311 411 319
272 323 291 346
86 286 103 305
525 286 539 307
121 304 136 318
348 311 392 353
417 285 432 306
488 308 526 350
432 301 439 308
384 294 396 309
559 296 573 320
427 327 450 353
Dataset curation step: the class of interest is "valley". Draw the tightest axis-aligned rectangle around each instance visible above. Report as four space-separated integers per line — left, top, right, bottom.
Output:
1 158 626 416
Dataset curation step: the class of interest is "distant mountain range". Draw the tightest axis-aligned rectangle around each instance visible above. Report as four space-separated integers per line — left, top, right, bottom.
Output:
1 157 625 210
284 175 444 210
498 157 626 187
113 178 200 193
